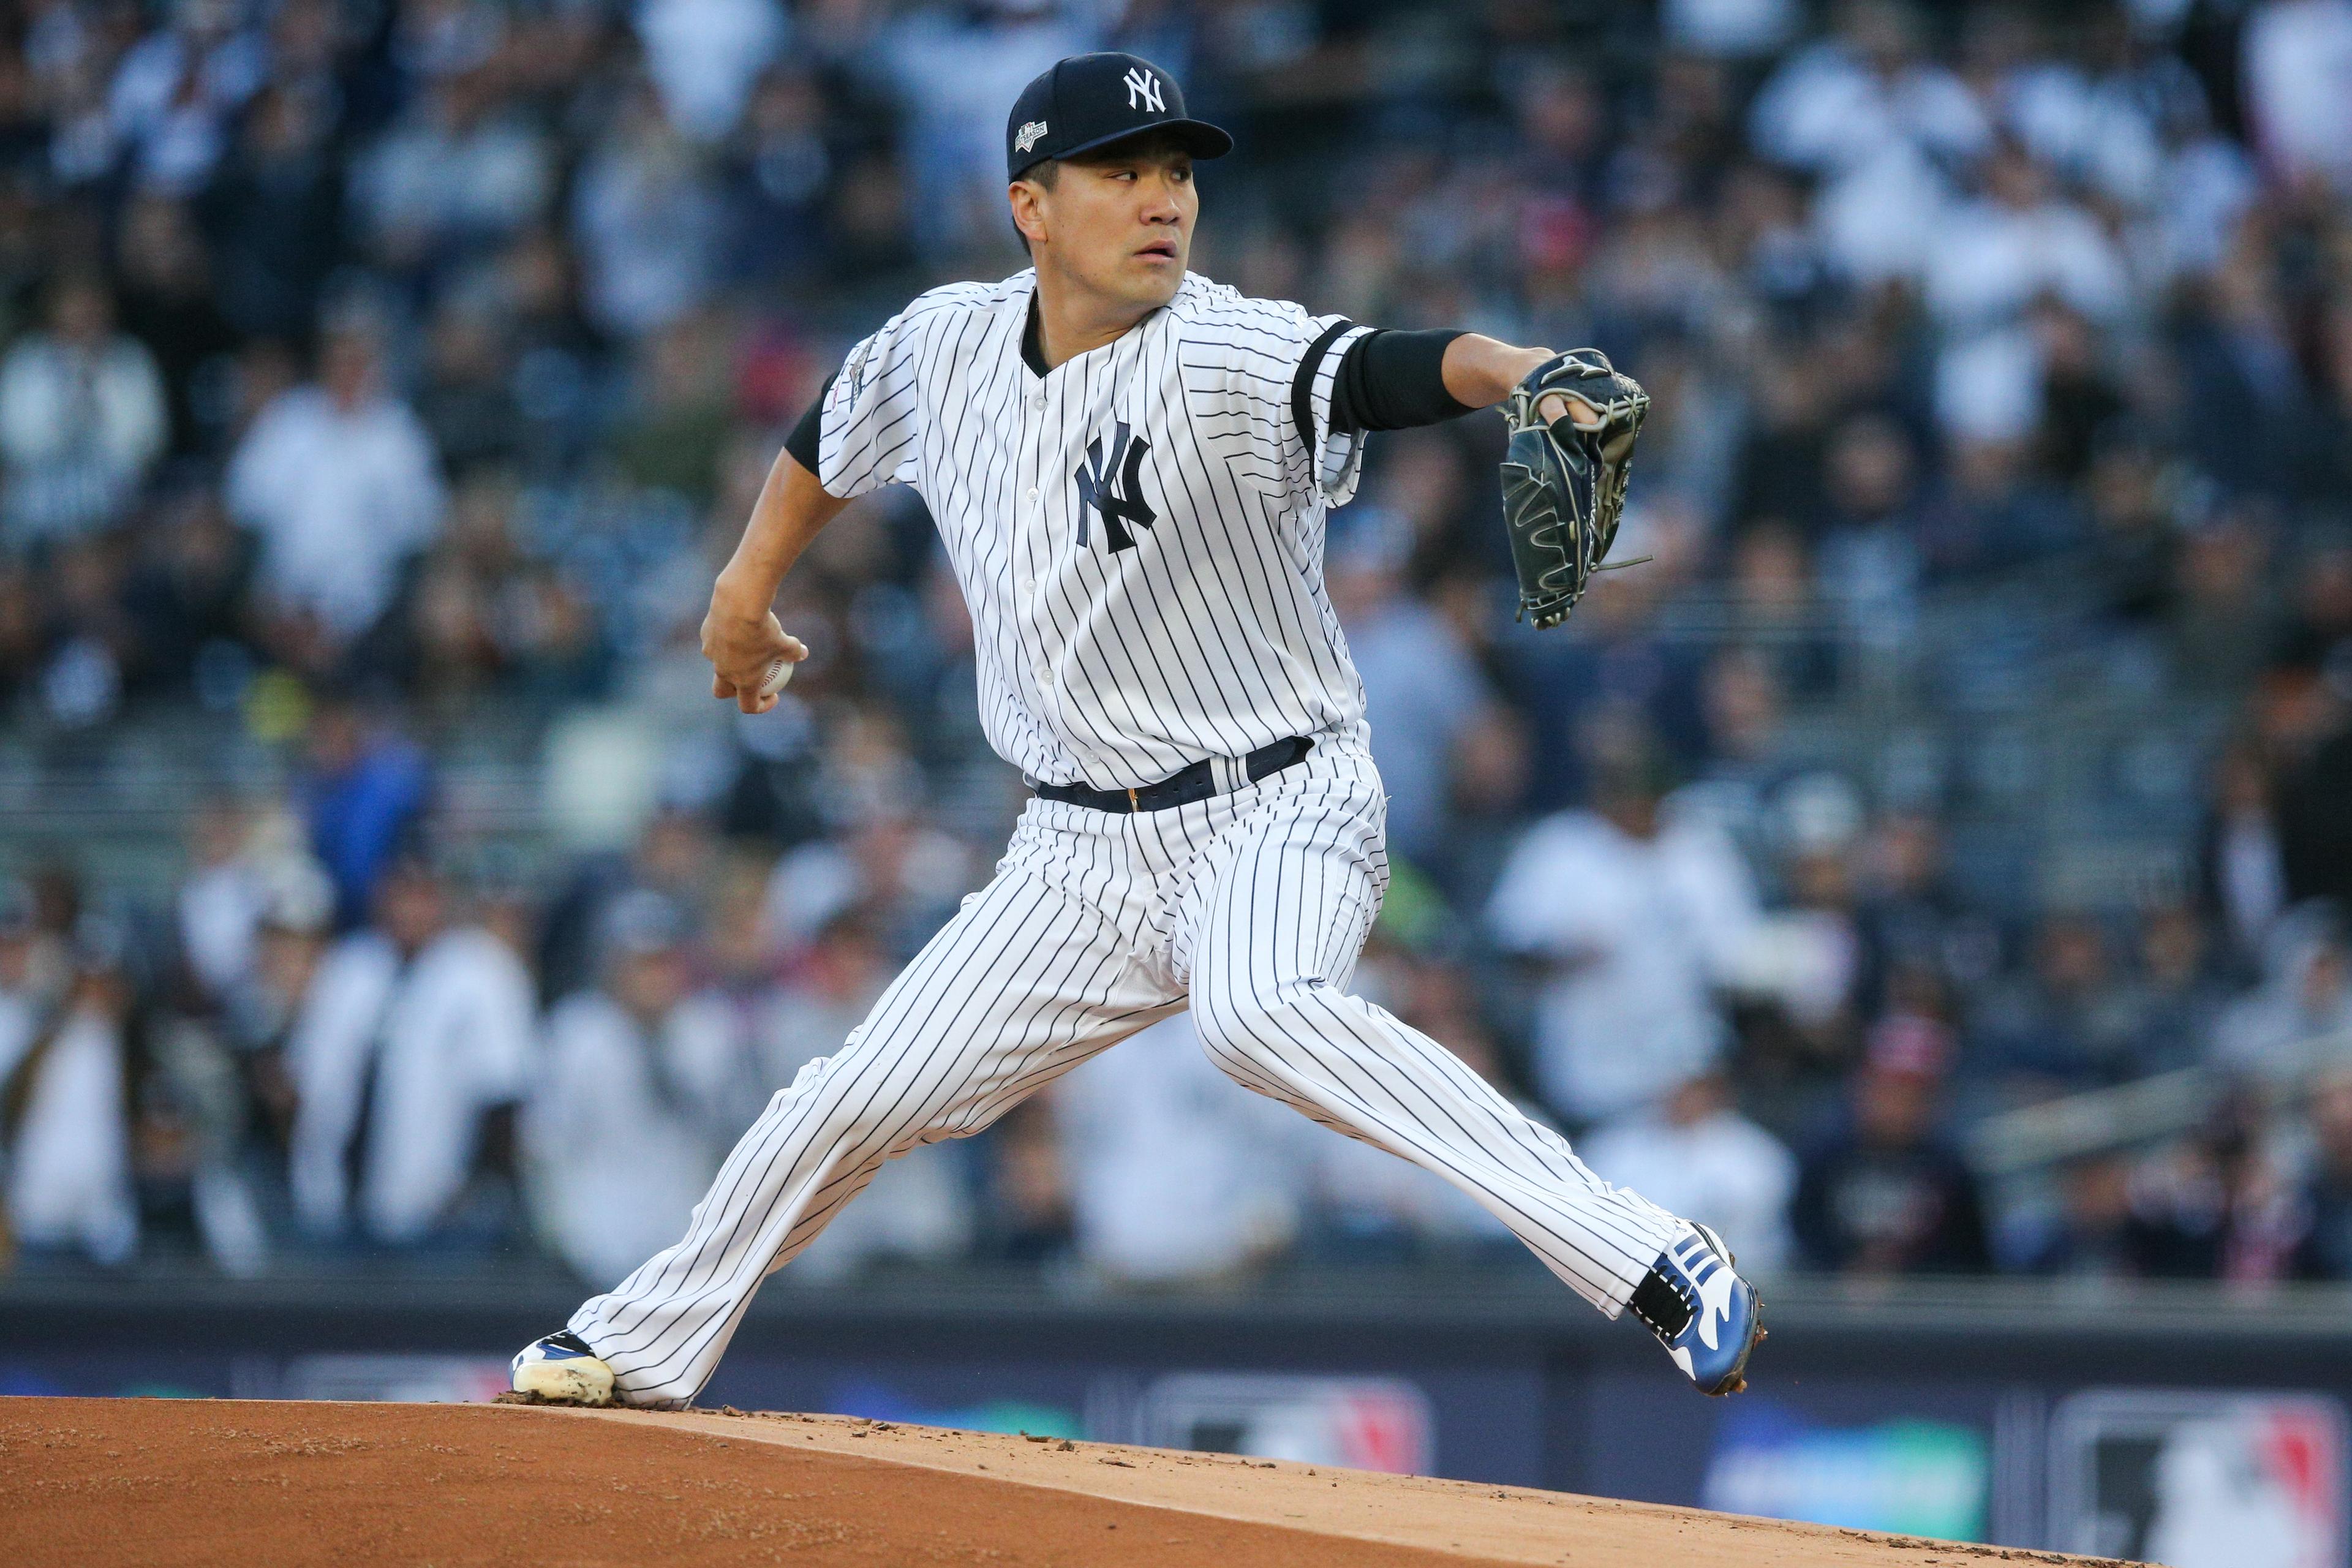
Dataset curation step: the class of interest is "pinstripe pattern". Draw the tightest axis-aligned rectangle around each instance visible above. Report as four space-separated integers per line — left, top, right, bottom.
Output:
565 271 1692 1406
813 270 1373 793
570 733 1682 1407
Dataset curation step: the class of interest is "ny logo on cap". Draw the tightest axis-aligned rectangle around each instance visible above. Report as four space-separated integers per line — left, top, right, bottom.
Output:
1123 67 1163 114
1015 120 1047 154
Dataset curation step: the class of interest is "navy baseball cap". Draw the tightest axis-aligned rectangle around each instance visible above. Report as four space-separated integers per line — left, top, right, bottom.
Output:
1006 52 1232 181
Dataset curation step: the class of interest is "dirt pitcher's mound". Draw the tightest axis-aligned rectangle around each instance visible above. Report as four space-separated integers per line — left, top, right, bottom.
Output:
0 1396 2138 1568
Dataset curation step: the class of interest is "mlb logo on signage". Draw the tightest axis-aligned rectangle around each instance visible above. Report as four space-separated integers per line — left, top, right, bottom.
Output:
2047 1390 2348 1568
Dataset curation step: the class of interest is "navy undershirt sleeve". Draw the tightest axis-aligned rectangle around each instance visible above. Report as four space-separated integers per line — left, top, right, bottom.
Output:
1326 328 1474 435
782 371 836 475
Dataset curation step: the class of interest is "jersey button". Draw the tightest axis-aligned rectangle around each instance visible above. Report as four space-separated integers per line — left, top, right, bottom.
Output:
1020 578 1036 595
1025 488 1039 503
1030 393 1046 410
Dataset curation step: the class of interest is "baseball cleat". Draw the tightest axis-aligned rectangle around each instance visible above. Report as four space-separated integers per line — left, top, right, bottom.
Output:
510 1329 616 1406
1629 1223 1764 1396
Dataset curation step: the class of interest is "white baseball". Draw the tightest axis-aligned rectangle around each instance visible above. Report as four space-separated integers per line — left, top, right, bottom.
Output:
756 654 796 698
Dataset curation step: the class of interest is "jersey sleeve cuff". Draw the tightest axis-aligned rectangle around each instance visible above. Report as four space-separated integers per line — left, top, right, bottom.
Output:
783 371 835 478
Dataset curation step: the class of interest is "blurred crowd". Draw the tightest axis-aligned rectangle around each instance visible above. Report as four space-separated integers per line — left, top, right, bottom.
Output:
2 0 2352 1294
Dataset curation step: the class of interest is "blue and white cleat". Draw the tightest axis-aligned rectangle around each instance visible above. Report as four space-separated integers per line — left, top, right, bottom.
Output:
1629 1223 1764 1396
510 1329 616 1406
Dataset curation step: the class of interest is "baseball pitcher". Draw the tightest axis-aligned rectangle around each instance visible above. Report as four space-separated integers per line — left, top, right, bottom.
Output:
513 52 1762 1411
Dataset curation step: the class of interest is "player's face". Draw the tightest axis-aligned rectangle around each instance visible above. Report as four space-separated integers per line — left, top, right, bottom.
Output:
1028 141 1196 312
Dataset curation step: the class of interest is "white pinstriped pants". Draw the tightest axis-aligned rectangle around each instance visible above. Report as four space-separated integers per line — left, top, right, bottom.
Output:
568 729 1684 1406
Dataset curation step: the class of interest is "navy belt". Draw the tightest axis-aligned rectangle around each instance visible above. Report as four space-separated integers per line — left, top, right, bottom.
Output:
1037 736 1314 814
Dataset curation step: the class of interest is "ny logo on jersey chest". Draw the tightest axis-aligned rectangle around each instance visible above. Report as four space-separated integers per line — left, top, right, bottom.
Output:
1074 420 1155 552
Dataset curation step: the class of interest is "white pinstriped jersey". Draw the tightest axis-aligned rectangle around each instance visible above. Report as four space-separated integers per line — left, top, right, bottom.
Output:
569 285 1705 1410
814 270 1376 791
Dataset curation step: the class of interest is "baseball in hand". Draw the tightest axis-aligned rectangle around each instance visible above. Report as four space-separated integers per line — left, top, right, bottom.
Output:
756 652 796 698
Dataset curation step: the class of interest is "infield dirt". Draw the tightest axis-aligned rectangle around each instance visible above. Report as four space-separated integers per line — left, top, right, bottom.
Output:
0 1396 2142 1567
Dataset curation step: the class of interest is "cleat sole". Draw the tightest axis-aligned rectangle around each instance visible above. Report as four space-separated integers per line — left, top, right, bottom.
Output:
511 1357 614 1407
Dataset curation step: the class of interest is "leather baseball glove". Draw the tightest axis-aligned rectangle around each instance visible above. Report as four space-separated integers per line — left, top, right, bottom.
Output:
1498 349 1651 629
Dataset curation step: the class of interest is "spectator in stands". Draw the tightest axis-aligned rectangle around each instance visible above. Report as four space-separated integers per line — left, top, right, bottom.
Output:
755 908 884 1089
1920 141 2128 341
118 486 258 702
1691 646 1797 848
1812 412 1924 647
1924 432 2085 578
2242 0 2352 195
1487 733 1762 1126
2123 903 2235 1079
570 81 725 339
881 0 1093 258
107 0 265 197
2304 303 2352 504
349 69 554 279
527 890 739 1285
2201 737 2288 967
2167 507 2275 698
2124 1091 2301 1281
285 855 535 1246
2083 428 2179 626
200 78 342 342
1621 333 1747 538
765 796 976 962
1328 507 1505 872
37 532 135 726
175 794 269 1013
2177 243 2312 497
2021 1150 2141 1278
1850 813 1989 1019
2273 661 2352 916
608 314 735 506
2290 1066 2352 1280
1580 1070 1798 1274
1792 1017 1992 1275
0 273 167 545
1749 0 1989 283
636 0 787 144
115 194 240 459
1970 913 2147 1095
293 696 431 932
1505 578 1711 811
2211 903 2352 1086
414 303 524 478
1722 525 1839 699
723 67 832 289
977 1096 1070 1264
226 316 445 665
538 805 720 1007
214 854 334 1176
0 898 138 1266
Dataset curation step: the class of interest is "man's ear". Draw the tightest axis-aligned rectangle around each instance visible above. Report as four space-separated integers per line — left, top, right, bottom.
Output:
1009 181 1046 252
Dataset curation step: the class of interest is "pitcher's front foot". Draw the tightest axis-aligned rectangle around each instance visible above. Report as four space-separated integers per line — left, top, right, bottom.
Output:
508 1329 616 1406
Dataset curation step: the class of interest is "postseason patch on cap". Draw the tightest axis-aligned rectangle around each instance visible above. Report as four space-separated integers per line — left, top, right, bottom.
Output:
1016 120 1047 155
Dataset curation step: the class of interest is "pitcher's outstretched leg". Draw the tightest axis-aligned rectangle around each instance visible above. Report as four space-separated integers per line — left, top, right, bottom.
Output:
521 867 1177 1406
1187 782 1762 1393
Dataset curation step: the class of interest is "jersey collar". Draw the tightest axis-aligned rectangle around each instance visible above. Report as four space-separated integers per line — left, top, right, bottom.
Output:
1019 274 1180 382
1020 290 1051 379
